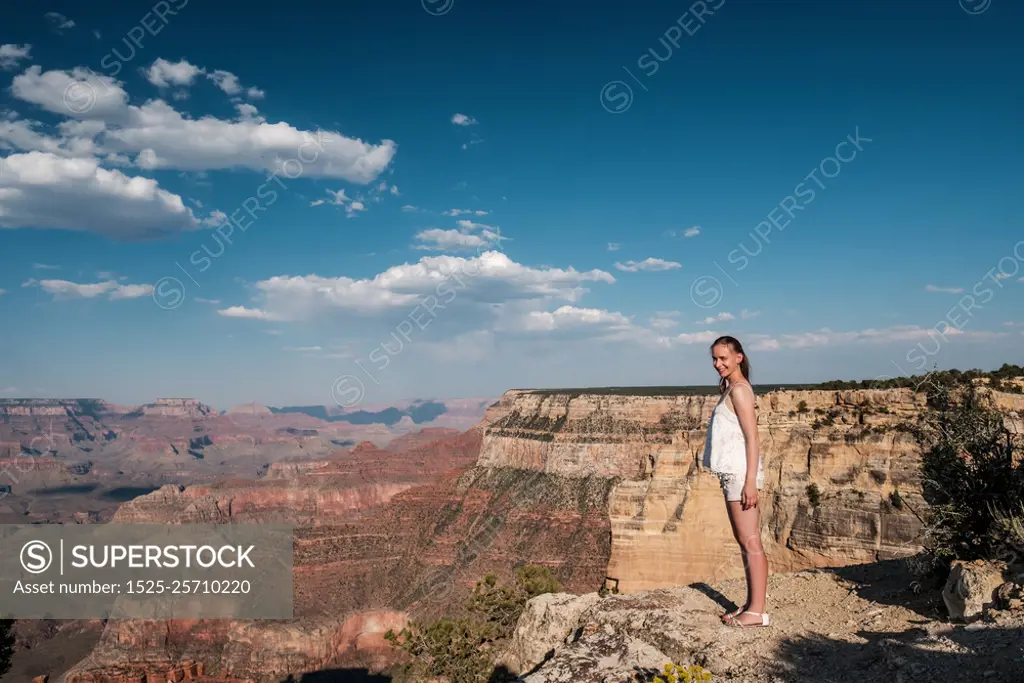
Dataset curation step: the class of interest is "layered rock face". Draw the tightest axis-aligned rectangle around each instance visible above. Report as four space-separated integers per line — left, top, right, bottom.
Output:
64 428 614 681
481 387 1024 593
138 398 217 418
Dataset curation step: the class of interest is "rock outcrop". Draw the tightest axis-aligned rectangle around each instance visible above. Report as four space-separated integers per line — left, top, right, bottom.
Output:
942 559 1012 622
504 563 1024 682
137 398 217 418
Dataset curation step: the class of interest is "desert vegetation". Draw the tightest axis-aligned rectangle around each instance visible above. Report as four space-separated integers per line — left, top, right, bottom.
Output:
911 375 1024 577
384 564 562 683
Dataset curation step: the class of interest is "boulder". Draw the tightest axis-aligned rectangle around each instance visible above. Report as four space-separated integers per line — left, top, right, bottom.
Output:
500 591 602 675
942 559 1008 621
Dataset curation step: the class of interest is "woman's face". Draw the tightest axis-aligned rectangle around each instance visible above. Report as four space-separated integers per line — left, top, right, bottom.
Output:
711 343 742 378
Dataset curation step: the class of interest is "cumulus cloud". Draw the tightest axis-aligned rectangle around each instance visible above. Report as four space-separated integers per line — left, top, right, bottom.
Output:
23 278 153 300
614 258 681 272
146 58 204 88
0 151 200 240
413 228 498 252
0 44 32 70
607 242 621 251
216 251 615 323
516 305 632 334
9 67 396 183
208 69 241 95
744 325 1005 352
451 113 478 126
696 312 735 325
672 331 721 345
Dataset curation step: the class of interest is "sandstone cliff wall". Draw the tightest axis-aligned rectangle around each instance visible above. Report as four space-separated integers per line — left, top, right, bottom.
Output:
478 387 1024 593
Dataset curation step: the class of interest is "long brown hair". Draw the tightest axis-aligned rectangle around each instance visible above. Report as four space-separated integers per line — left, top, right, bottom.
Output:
711 335 751 393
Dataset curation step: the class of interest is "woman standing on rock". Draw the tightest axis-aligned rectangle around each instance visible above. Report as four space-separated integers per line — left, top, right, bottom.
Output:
703 335 769 627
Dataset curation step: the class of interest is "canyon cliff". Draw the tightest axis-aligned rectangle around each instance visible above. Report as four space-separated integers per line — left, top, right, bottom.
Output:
50 384 1024 682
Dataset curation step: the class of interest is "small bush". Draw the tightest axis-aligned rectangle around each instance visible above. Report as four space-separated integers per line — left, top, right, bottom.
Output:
889 489 903 510
385 564 561 683
916 379 1023 564
797 400 809 414
651 663 713 682
806 483 822 508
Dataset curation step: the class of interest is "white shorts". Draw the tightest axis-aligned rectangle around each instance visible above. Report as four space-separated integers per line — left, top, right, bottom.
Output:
717 473 762 502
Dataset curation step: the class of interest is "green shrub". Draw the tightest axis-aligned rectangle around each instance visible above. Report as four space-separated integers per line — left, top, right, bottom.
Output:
650 663 713 682
384 564 562 683
806 483 822 508
797 400 809 414
916 379 1023 564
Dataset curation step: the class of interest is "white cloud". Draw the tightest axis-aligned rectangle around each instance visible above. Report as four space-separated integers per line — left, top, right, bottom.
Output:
195 297 221 304
745 325 1005 352
740 309 760 319
455 219 498 232
217 251 615 322
246 87 265 100
0 44 32 70
32 263 61 270
517 306 632 334
146 58 204 88
12 66 129 119
0 151 200 240
607 242 621 251
216 306 286 321
208 69 242 95
665 226 700 238
696 312 735 325
390 184 400 196
414 228 497 252
443 208 488 217
234 102 260 120
401 205 420 212
0 289 7 296
925 284 964 294
283 346 322 352
673 331 721 345
451 113 478 126
614 258 681 272
24 278 153 300
45 12 75 31
9 67 396 183
0 386 18 394
649 316 678 330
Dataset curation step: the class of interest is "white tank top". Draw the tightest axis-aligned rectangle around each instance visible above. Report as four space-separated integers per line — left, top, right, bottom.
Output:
702 383 764 482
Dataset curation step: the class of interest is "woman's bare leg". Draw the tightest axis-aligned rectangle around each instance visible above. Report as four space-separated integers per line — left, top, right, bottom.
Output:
726 500 767 624
720 499 748 621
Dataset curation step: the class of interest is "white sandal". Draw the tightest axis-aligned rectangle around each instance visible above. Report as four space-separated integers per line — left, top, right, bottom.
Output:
724 610 770 628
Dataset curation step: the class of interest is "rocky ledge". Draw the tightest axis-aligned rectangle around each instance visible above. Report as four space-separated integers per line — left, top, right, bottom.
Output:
502 561 1024 682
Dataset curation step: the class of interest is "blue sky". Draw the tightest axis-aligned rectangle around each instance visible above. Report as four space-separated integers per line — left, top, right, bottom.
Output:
1 0 1022 409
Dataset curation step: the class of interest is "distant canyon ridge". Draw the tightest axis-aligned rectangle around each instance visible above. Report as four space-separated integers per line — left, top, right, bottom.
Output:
0 395 494 525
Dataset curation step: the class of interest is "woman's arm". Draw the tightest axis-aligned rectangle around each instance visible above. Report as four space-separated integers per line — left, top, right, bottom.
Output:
730 383 760 509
